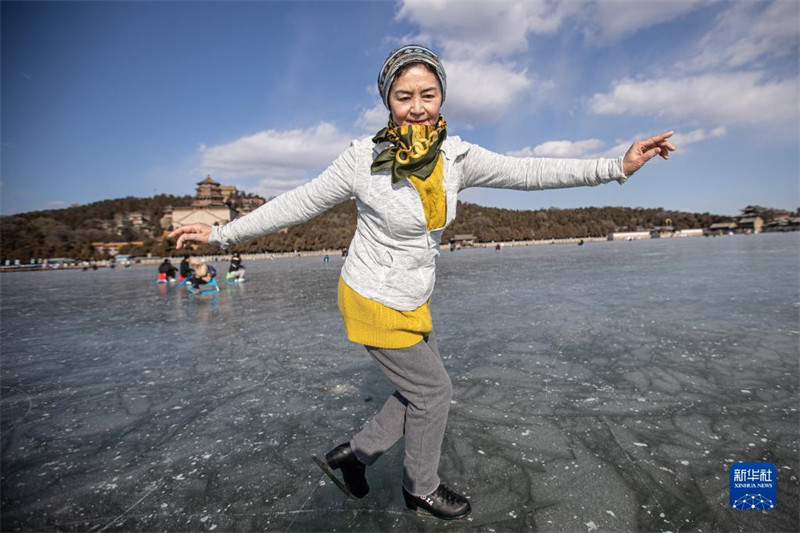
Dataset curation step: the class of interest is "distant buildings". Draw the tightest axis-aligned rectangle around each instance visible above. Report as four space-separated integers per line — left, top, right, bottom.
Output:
706 222 738 236
735 206 764 234
608 206 799 240
606 206 793 240
607 231 652 241
91 241 144 256
450 234 477 247
706 206 800 235
113 212 151 237
165 175 265 231
763 215 800 233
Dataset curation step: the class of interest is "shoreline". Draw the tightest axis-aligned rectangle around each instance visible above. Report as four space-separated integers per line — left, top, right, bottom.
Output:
0 231 769 273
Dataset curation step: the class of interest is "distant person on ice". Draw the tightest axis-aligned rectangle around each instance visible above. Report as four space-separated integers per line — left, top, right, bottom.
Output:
158 259 177 281
169 44 675 520
187 257 214 289
227 252 246 281
179 256 192 280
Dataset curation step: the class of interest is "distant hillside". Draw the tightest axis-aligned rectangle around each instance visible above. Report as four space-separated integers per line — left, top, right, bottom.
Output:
1 195 193 261
443 203 733 242
1 194 783 262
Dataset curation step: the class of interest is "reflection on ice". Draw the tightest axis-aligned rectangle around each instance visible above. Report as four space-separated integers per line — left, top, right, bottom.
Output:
1 234 798 531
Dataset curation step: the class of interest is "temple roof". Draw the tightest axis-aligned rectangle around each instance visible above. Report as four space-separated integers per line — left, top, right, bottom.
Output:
197 174 220 186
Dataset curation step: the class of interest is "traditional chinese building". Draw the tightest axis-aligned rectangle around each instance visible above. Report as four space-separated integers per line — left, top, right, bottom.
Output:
166 175 266 231
734 206 763 233
170 175 238 229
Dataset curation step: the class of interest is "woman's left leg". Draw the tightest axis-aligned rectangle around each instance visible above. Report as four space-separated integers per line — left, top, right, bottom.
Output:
353 331 452 496
349 390 407 465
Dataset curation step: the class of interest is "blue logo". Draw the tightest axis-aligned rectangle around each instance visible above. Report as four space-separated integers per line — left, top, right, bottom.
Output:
730 462 777 510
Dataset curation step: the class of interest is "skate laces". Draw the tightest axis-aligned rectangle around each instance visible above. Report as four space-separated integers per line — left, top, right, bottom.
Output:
434 484 460 504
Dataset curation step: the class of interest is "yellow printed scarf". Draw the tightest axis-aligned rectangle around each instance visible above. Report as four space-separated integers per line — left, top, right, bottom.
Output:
371 115 447 183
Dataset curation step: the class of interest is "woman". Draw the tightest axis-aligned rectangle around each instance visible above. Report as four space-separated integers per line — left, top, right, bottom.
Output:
187 256 214 289
170 44 674 520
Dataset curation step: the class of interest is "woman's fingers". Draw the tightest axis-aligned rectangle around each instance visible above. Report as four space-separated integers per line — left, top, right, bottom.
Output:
642 132 676 161
646 147 664 162
641 131 674 151
168 224 211 249
621 130 677 175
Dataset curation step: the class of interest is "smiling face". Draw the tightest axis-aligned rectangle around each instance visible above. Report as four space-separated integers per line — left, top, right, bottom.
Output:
388 63 443 127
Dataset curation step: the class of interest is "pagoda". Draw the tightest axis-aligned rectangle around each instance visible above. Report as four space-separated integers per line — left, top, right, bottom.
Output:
193 175 227 207
169 174 238 231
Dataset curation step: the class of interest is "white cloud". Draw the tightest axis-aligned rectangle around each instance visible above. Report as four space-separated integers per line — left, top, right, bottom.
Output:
356 103 390 134
582 0 708 44
391 1 717 125
506 127 725 160
250 177 311 200
198 123 351 196
679 1 800 73
396 1 575 60
393 1 555 123
199 122 349 177
600 140 633 159
599 127 727 158
670 126 726 146
507 138 605 158
397 0 710 56
589 71 799 126
444 59 533 122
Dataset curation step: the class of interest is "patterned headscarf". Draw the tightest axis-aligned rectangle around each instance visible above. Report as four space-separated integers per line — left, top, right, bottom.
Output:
377 44 447 110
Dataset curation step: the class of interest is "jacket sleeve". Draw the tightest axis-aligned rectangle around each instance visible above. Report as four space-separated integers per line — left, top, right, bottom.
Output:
209 143 357 249
458 143 628 192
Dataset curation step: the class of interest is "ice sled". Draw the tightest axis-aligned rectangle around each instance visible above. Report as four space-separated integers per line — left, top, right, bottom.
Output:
187 278 219 294
226 272 248 284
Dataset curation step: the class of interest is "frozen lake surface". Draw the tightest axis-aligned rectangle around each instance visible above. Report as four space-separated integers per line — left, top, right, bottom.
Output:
2 233 798 532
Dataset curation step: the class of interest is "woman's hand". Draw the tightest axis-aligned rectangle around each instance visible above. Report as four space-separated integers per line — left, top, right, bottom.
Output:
622 131 676 176
169 223 212 249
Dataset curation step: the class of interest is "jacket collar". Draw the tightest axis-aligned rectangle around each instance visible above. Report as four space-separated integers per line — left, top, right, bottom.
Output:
440 136 469 159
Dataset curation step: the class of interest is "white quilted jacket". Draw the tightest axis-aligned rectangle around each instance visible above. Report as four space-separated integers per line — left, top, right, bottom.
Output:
210 135 628 310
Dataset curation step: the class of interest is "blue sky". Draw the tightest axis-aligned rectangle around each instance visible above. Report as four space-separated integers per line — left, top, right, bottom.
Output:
2 0 798 217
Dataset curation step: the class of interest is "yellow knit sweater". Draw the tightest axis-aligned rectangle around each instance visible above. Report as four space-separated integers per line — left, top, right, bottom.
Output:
338 155 445 348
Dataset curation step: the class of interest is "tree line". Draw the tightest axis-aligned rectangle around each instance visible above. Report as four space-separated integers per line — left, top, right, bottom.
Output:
0 194 777 263
1 195 192 262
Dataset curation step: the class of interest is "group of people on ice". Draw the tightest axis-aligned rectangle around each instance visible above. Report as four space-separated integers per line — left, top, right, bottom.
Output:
157 253 246 288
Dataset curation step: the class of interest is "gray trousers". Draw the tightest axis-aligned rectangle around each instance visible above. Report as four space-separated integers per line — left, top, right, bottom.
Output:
349 331 452 497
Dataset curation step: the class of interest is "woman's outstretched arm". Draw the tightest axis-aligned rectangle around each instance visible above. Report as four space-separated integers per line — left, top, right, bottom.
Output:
459 131 676 191
169 143 357 250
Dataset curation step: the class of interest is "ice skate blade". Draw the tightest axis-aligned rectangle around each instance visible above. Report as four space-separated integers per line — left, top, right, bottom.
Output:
312 454 356 500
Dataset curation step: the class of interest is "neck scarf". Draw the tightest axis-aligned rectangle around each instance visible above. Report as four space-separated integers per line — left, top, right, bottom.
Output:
371 115 447 183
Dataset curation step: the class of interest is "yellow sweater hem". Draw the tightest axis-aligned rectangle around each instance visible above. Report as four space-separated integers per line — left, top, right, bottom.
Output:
338 277 431 349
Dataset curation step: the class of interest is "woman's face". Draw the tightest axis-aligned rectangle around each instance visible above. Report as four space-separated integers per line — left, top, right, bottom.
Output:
388 64 442 127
